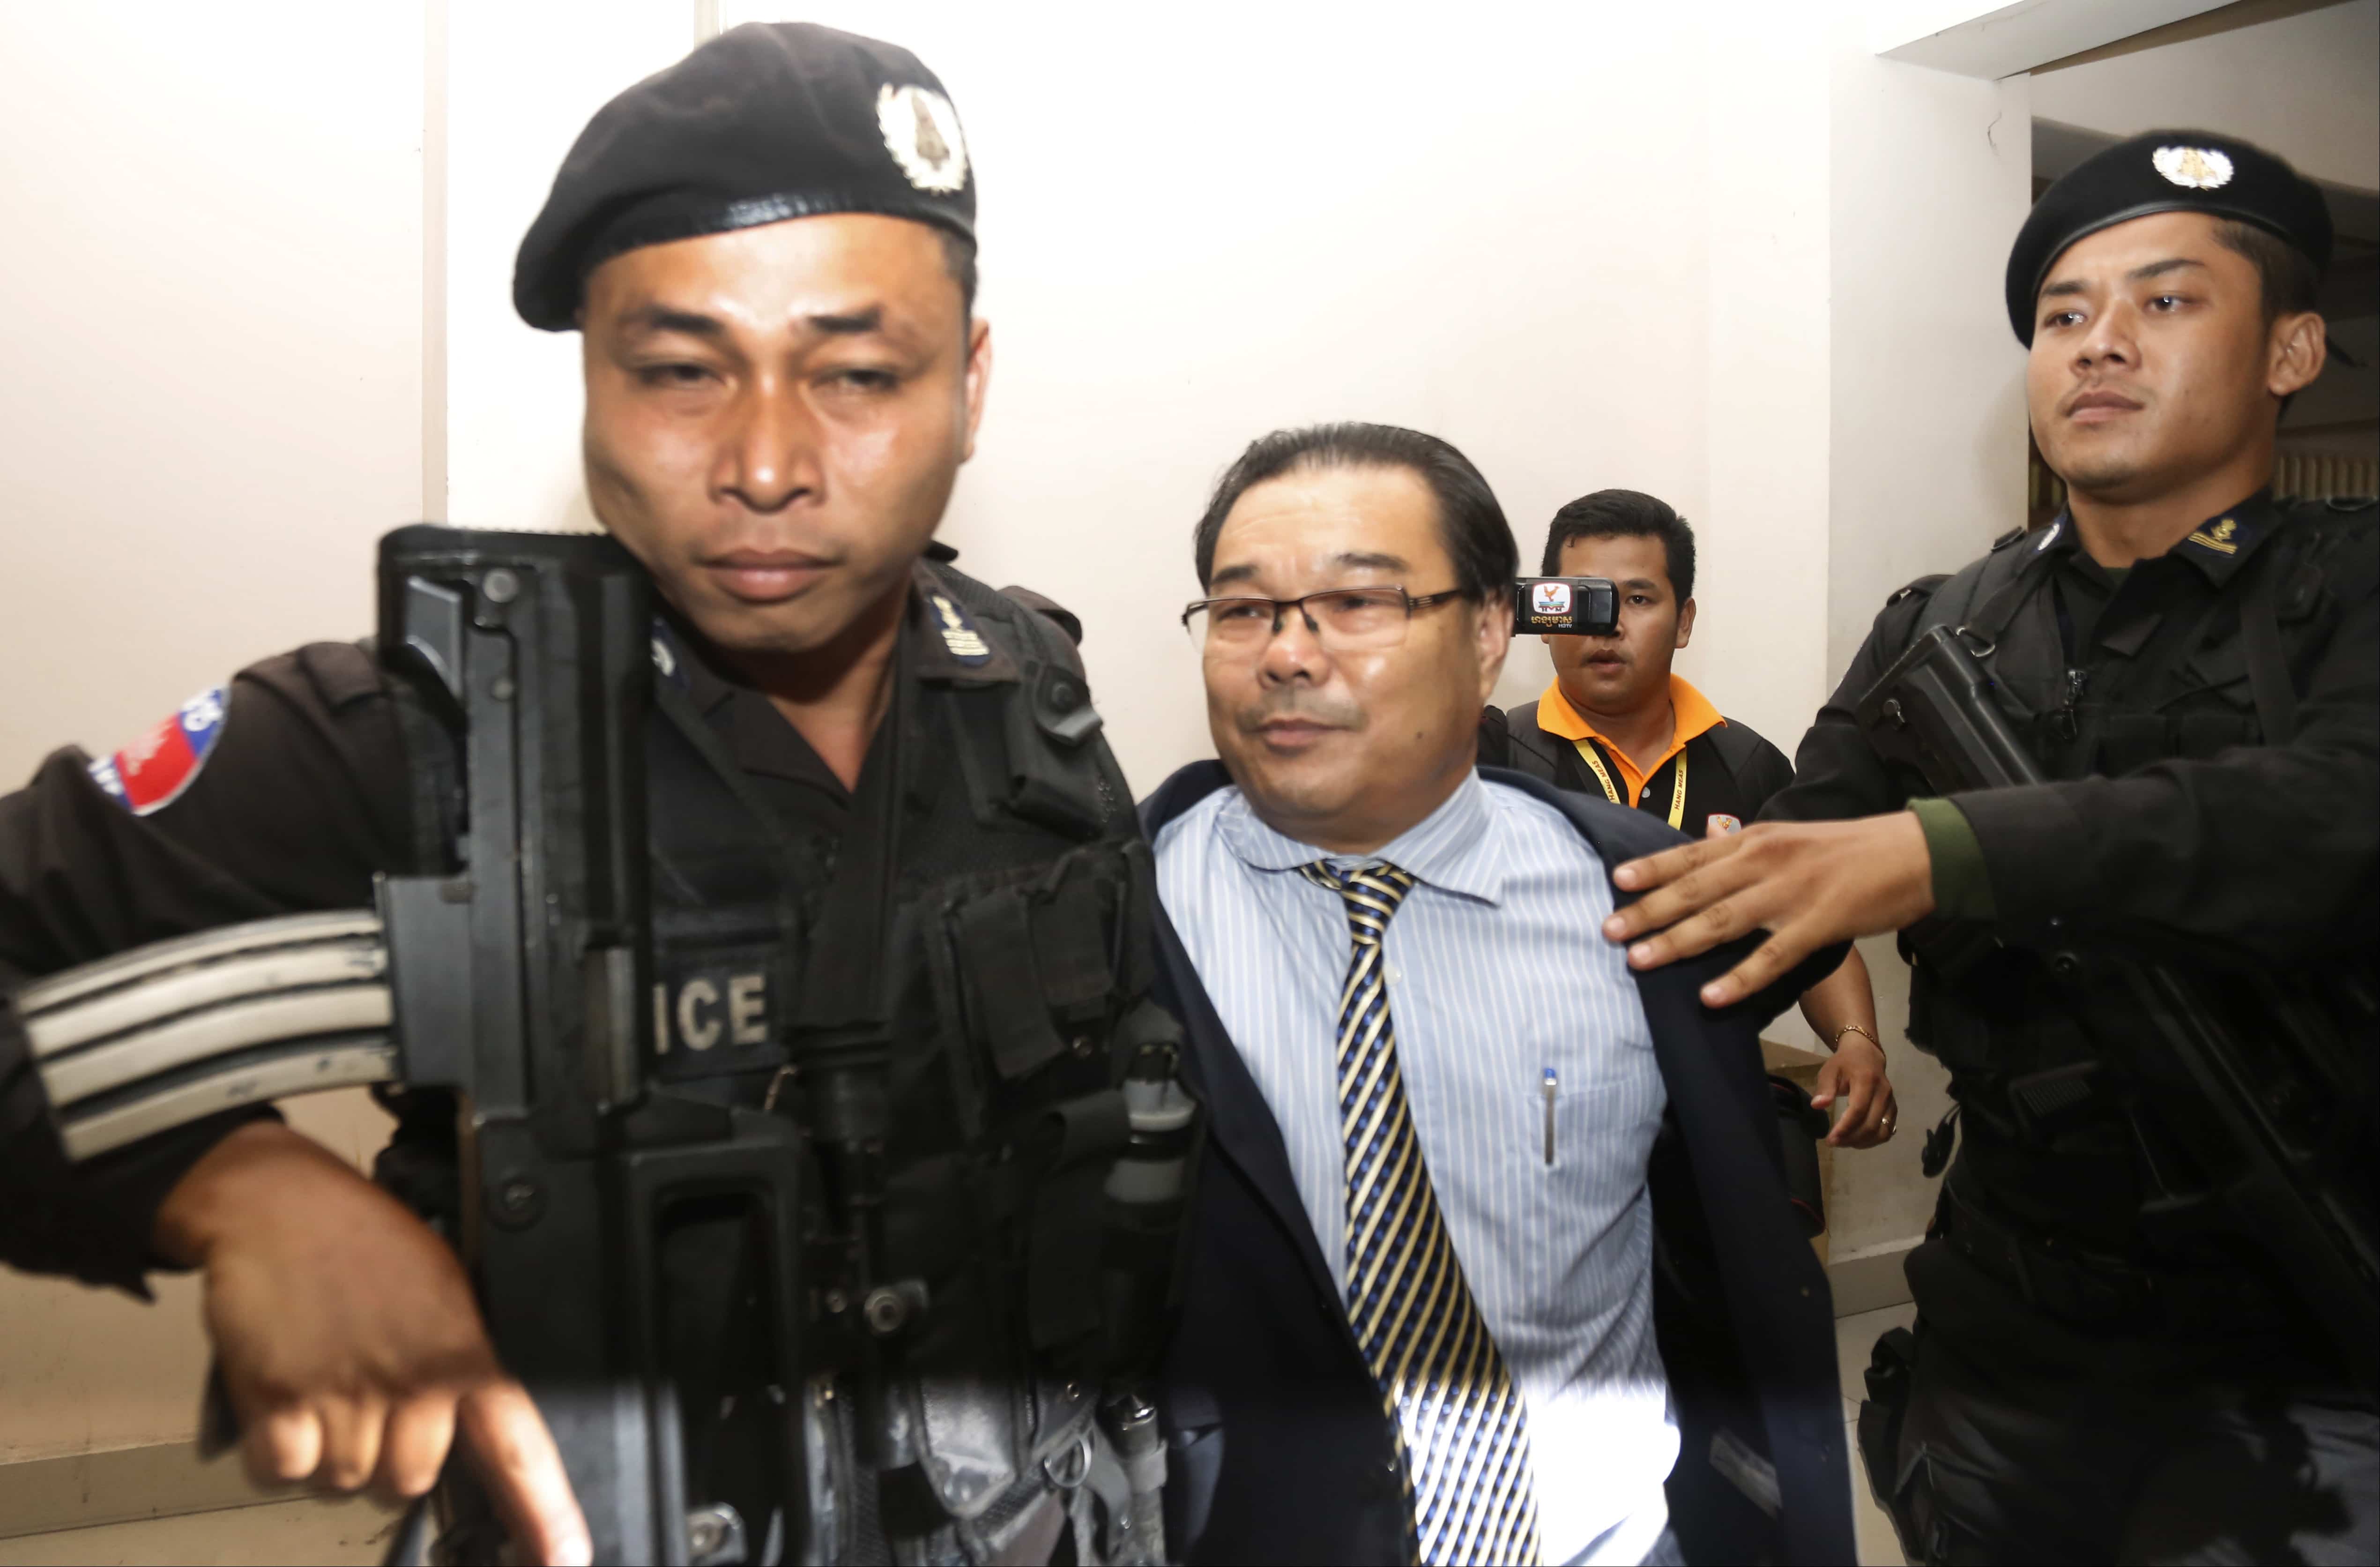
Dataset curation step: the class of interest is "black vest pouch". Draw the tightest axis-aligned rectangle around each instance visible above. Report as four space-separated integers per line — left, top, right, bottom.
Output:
951 884 1072 1081
1024 1088 1132 1357
1910 949 2033 1076
931 840 1143 1363
942 664 1112 841
942 843 1137 1089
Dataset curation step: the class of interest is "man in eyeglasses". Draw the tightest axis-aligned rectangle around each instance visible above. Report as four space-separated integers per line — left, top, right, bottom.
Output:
1141 422 1852 1566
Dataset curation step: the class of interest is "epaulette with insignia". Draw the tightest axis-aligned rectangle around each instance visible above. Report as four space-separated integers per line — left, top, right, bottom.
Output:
928 589 991 666
2184 513 2246 556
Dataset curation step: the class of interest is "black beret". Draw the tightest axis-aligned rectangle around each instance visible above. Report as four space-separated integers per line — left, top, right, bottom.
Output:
2006 129 2330 344
513 22 974 331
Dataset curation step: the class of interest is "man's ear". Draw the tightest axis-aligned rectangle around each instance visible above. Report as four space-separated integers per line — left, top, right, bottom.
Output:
1675 596 1697 651
1475 593 1514 701
960 316 993 463
2268 309 2326 401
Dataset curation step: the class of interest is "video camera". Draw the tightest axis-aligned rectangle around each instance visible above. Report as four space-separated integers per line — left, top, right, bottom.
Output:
1513 576 1619 636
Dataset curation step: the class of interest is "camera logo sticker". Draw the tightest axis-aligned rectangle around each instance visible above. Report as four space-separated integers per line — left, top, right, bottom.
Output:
2152 146 2233 190
878 83 968 194
1532 582 1573 616
89 684 228 816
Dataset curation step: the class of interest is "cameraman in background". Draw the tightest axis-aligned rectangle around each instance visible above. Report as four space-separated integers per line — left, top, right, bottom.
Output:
1488 490 1897 1149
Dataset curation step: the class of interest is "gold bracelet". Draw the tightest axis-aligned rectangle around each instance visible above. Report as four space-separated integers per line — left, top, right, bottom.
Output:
1830 1023 1879 1052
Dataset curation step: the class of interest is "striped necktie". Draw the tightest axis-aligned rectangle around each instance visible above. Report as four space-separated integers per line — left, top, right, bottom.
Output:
1298 860 1542 1567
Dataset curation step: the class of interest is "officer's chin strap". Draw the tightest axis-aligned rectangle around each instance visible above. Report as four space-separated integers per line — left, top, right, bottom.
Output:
13 910 396 1160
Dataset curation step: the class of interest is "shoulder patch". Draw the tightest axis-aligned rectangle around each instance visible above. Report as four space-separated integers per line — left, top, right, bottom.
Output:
928 590 992 666
89 685 229 815
1885 574 1950 608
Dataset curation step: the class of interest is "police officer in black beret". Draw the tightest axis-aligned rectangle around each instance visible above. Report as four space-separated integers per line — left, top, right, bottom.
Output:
1603 130 2376 1561
1 23 1185 1565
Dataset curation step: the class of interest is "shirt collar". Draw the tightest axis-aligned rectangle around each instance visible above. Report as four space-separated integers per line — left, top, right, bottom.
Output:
1532 672 1726 751
1213 770 1504 905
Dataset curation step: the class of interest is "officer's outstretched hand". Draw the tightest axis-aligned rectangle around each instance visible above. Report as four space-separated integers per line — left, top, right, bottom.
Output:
153 1121 592 1566
1604 812 1935 1009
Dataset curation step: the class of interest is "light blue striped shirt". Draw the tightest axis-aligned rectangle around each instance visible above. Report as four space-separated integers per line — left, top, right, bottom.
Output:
1154 772 1677 1567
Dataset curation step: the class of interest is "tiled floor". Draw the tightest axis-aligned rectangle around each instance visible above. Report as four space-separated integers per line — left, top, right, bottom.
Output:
0 1494 397 1566
1837 1301 1919 1567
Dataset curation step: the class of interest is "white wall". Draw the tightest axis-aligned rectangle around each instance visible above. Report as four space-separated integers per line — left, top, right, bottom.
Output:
1695 7 1836 759
0 3 428 786
1823 45 2033 1255
441 0 700 534
2029 0 2380 188
0 2 424 1463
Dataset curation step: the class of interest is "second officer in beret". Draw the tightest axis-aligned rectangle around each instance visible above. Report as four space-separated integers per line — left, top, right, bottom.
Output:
0 22 1190 1565
1601 129 2376 1561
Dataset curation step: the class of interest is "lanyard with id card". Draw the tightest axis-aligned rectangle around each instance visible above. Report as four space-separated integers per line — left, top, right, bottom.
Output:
1570 737 1688 831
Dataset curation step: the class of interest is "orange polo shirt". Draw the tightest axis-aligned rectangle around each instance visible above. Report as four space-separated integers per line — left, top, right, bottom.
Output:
1534 673 1727 807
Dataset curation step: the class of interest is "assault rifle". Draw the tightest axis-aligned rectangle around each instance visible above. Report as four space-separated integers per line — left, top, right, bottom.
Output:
17 528 800 1562
1859 624 2378 1388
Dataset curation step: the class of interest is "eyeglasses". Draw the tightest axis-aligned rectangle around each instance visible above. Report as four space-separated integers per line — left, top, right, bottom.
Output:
1180 585 1468 654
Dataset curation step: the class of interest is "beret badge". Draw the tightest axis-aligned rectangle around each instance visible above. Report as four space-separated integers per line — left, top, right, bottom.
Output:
878 83 969 194
2152 145 2235 191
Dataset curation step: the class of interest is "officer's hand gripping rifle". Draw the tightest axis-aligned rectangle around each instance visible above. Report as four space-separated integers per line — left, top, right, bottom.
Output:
1859 623 2378 1388
13 528 810 1564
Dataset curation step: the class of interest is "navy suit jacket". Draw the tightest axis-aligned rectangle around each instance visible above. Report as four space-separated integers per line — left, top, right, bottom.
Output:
1143 763 1852 1566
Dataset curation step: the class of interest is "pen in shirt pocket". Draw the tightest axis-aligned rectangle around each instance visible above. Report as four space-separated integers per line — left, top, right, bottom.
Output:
1542 1066 1556 1167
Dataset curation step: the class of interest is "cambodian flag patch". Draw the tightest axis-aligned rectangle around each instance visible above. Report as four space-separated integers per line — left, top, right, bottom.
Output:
88 685 229 816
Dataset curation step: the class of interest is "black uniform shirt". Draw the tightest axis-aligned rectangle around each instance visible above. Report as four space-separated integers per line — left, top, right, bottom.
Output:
663 610 898 847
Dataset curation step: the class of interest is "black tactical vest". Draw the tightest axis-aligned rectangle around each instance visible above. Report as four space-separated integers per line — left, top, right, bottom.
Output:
1885 498 2376 1257
388 559 1192 1565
